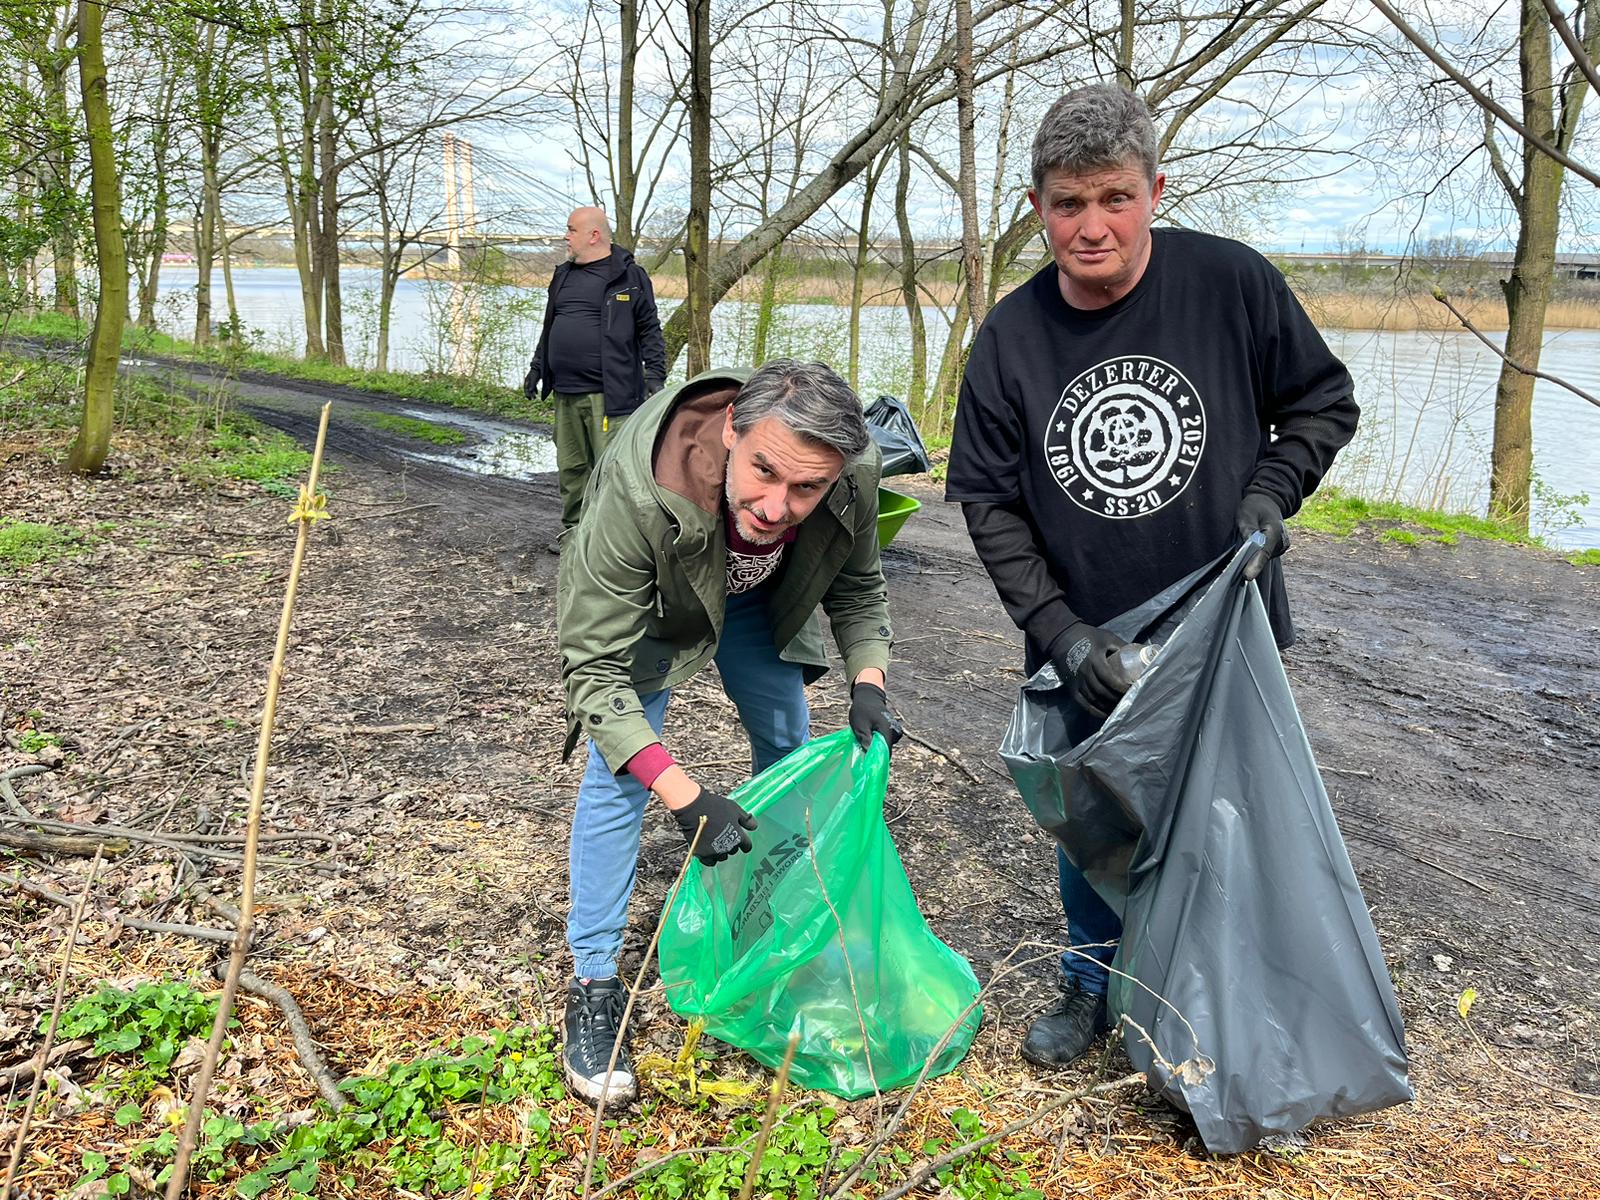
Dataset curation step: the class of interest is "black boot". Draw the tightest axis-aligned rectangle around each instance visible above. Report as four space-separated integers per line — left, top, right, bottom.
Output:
562 976 637 1105
1021 977 1110 1068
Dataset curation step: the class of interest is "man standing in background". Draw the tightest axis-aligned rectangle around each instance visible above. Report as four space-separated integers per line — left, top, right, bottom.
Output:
524 206 666 551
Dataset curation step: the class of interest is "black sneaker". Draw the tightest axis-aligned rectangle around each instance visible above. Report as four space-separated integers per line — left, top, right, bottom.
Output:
562 977 637 1105
1021 977 1110 1068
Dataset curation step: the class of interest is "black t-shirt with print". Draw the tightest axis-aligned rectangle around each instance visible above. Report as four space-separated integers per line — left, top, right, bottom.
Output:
946 227 1357 633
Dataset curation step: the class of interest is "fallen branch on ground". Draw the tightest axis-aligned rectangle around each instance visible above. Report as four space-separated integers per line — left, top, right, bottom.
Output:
3 871 237 944
0 1039 90 1090
0 827 130 857
869 1072 1148 1200
901 730 982 784
228 966 345 1110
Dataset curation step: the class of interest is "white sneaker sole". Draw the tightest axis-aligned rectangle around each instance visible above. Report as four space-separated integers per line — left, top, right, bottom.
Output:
564 1061 638 1107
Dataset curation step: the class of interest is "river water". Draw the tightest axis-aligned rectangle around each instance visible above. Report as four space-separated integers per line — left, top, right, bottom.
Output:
151 266 1600 549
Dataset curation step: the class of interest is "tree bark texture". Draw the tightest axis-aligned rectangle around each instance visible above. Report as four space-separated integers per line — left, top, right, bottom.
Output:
67 0 125 477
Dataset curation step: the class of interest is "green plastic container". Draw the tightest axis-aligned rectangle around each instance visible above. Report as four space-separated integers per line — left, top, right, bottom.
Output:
876 487 921 547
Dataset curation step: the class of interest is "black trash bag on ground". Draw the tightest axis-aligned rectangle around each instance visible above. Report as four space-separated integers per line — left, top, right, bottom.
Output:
865 393 932 478
999 540 1412 1153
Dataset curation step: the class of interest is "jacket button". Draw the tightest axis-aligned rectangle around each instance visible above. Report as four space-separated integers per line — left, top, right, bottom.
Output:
656 659 670 674
589 714 602 725
878 625 891 637
612 697 627 712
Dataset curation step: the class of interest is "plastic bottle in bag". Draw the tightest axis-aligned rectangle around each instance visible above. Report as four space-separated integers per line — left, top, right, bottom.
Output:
1117 642 1160 682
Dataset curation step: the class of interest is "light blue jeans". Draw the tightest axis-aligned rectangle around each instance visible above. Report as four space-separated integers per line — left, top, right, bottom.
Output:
566 590 811 980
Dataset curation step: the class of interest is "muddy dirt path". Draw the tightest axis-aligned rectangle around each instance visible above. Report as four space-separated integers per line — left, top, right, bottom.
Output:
8 357 1598 1122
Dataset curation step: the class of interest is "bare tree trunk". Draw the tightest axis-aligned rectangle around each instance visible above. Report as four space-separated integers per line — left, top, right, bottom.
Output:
315 4 345 367
752 244 781 363
1490 0 1558 529
136 68 176 329
219 210 239 338
954 0 985 330
894 134 926 414
41 32 78 319
267 26 324 358
616 0 638 247
68 0 124 476
683 0 713 375
193 191 214 344
848 153 888 391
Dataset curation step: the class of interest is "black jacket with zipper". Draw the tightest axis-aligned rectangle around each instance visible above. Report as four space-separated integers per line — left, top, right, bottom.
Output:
524 246 667 417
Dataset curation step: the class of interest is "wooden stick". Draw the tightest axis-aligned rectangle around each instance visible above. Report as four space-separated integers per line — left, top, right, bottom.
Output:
2 848 102 1199
0 827 130 857
871 1073 1147 1200
0 1039 90 1090
901 730 982 784
3 870 235 943
232 967 344 1110
579 823 704 1200
737 1032 800 1200
164 401 334 1200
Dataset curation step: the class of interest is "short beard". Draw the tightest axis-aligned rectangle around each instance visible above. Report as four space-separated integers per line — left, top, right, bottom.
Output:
725 474 785 545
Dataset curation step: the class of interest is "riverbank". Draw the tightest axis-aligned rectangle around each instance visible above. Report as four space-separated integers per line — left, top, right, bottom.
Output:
3 311 552 425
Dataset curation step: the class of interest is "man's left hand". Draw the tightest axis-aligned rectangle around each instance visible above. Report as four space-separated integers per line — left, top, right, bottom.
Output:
1235 492 1289 582
849 682 902 752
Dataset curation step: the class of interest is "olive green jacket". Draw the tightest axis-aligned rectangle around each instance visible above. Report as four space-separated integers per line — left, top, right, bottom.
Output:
557 367 893 772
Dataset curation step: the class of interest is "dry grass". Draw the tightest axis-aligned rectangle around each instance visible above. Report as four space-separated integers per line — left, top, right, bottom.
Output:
1297 291 1600 332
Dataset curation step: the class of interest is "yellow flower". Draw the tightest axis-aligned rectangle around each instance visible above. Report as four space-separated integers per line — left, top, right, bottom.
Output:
509 1051 523 1063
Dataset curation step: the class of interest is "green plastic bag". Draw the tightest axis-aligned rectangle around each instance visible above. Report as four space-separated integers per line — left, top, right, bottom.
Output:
658 729 982 1098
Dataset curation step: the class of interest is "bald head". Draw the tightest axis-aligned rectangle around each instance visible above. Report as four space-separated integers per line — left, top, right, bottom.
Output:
565 206 612 263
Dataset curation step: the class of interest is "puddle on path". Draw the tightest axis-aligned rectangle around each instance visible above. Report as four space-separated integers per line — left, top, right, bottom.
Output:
394 407 558 478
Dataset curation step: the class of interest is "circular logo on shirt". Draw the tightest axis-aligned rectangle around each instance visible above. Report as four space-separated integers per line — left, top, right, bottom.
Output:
1042 355 1206 519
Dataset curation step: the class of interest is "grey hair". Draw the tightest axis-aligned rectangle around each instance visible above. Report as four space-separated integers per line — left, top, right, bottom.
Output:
731 359 869 460
1031 84 1160 192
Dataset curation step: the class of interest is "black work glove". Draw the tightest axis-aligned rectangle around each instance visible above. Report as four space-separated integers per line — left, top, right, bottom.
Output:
1235 491 1289 582
521 364 539 400
848 681 903 752
1050 620 1134 720
670 787 757 866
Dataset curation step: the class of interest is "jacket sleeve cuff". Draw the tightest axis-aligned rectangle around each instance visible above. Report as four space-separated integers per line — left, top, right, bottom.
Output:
589 714 666 776
1028 600 1083 660
624 743 675 789
841 640 891 684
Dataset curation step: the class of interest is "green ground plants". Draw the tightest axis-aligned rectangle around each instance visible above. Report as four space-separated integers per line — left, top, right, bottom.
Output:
0 519 89 571
353 410 468 445
37 979 1051 1199
9 312 553 426
1294 488 1547 547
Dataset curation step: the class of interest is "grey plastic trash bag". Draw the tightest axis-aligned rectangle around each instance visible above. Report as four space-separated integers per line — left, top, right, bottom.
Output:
999 541 1412 1153
865 393 932 477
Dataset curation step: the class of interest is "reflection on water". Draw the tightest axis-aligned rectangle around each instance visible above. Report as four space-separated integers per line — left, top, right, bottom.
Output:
153 267 1600 548
391 407 558 479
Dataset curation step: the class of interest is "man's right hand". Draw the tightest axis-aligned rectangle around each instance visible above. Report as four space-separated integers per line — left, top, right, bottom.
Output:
668 786 757 866
1051 620 1135 719
522 366 539 400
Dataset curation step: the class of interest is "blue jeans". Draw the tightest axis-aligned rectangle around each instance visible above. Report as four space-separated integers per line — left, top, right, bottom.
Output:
1057 847 1121 995
566 590 811 980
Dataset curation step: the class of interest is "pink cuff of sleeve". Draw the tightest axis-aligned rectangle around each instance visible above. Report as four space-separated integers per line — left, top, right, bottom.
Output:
625 743 676 790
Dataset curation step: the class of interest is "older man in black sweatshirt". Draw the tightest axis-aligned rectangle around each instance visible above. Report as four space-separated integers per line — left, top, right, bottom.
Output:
947 84 1359 1071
